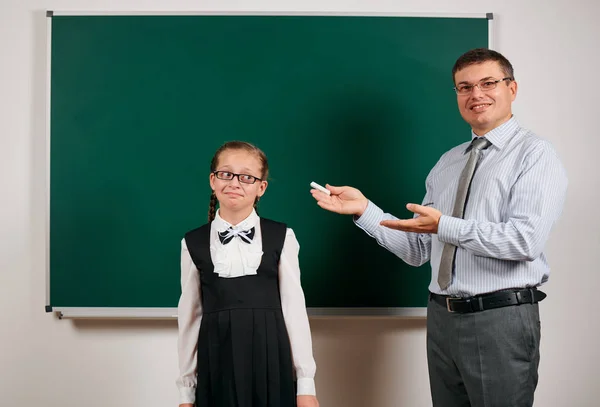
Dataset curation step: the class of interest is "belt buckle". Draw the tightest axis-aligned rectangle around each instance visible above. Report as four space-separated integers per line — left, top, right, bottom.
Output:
446 297 455 313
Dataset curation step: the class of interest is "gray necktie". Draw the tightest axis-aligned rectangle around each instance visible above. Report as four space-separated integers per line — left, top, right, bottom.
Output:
438 137 492 290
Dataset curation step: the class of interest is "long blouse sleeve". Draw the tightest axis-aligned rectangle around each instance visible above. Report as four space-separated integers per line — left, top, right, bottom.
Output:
176 239 203 404
278 228 317 395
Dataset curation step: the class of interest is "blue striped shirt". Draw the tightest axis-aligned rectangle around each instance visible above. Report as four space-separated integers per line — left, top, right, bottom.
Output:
355 117 568 296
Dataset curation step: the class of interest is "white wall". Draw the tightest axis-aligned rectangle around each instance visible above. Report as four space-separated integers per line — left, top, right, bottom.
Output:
1 0 598 406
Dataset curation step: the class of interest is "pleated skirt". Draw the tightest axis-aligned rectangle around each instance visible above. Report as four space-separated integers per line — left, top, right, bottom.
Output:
195 308 297 407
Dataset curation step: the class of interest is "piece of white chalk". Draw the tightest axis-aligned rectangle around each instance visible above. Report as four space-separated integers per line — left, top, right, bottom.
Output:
310 181 331 196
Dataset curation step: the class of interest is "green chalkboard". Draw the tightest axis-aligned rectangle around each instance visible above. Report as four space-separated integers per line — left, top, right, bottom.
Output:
48 14 489 313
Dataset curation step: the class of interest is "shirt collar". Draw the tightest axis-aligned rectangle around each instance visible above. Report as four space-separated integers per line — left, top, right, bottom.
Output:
213 209 259 232
469 115 521 150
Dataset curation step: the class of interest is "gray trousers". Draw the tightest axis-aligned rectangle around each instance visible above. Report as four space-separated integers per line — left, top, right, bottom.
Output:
427 296 541 407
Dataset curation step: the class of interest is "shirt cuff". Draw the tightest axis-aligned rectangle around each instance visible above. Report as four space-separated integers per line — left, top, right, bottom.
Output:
179 386 195 405
353 201 384 234
297 377 316 395
437 215 463 246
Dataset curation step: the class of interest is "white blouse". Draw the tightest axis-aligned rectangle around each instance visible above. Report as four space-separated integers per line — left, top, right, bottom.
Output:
176 210 317 404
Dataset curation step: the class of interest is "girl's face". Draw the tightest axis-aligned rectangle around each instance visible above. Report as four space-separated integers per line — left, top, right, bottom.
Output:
210 149 267 216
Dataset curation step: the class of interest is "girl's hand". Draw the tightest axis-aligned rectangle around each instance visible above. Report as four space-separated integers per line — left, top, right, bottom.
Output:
297 395 319 407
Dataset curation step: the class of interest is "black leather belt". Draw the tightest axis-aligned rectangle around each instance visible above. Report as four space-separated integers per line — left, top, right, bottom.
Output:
429 288 547 313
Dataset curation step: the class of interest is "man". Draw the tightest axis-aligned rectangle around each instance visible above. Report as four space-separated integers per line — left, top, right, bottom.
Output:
311 48 567 407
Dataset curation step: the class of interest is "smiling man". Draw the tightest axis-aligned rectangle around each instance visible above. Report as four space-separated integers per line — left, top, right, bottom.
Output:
311 48 568 407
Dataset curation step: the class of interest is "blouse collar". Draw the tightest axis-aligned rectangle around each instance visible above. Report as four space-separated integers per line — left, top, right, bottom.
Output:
213 209 259 232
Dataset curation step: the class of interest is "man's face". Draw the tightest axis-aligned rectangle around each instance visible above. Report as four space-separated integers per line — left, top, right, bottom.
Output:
454 60 517 136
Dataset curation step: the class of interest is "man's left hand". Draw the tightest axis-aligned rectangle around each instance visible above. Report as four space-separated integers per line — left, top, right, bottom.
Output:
380 203 442 233
297 395 319 407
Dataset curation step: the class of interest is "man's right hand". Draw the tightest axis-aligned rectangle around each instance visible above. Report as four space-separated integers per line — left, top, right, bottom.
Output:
179 404 193 407
310 184 369 217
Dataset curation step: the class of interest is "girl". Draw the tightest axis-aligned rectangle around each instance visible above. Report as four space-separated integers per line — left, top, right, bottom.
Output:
176 141 319 407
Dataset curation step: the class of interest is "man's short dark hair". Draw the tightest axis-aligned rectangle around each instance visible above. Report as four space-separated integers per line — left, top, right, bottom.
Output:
452 48 515 83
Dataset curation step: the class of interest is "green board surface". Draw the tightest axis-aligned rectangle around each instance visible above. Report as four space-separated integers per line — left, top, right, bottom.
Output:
49 14 488 311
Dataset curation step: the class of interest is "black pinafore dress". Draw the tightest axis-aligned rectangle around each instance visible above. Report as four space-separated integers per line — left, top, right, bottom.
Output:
184 218 296 407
